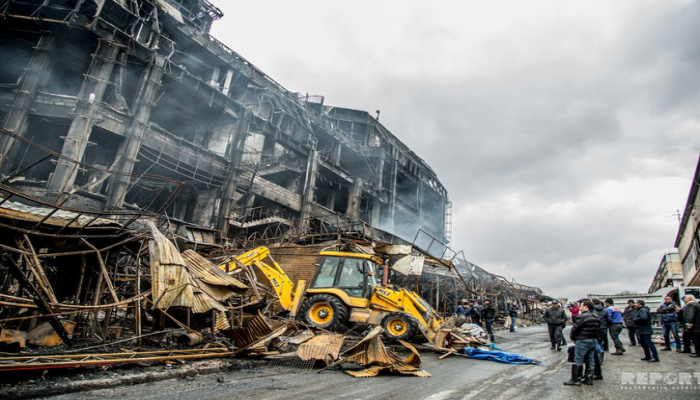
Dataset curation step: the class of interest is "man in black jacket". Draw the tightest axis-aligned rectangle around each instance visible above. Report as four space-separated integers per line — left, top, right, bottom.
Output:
623 299 638 346
482 299 496 342
657 296 681 352
471 300 483 327
634 300 659 362
682 295 700 357
564 300 601 386
544 300 568 351
592 298 611 351
508 301 520 332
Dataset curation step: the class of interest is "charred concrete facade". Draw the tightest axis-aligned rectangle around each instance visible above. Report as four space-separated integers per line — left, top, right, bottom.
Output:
0 0 449 247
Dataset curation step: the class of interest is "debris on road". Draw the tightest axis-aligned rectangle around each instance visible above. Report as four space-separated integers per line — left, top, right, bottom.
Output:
340 327 430 377
0 207 554 378
455 347 543 365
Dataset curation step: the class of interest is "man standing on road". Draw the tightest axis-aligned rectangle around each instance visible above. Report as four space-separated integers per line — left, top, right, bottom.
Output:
623 299 637 346
592 299 611 352
657 296 682 352
544 300 568 351
471 300 483 327
678 296 693 354
634 300 659 362
508 301 520 332
564 300 600 386
605 298 625 355
681 294 700 358
482 299 496 343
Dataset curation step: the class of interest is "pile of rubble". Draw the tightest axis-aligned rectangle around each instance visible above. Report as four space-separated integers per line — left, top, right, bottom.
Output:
0 207 552 383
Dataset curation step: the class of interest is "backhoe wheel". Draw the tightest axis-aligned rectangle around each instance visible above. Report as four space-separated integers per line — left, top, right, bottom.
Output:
301 294 349 330
381 312 418 342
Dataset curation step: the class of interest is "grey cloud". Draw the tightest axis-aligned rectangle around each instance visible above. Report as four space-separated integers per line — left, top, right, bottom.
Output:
211 1 700 301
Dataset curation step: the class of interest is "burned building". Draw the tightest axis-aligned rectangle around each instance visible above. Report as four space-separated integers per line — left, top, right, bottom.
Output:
0 0 450 248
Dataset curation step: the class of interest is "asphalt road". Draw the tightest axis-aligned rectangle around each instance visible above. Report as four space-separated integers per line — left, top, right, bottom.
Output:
45 325 700 400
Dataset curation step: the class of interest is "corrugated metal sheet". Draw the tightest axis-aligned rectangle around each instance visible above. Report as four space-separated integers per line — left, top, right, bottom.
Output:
0 198 120 228
149 222 195 309
260 244 327 285
342 327 430 377
148 222 230 331
181 250 247 292
296 334 344 365
226 312 274 347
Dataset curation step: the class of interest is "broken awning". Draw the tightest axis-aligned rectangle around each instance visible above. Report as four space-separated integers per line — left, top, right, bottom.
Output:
148 222 233 331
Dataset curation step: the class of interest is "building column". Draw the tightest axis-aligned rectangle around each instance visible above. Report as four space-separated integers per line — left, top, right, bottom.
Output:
346 177 363 217
0 35 57 174
300 150 319 233
218 118 248 238
107 53 166 210
48 35 123 194
388 160 398 234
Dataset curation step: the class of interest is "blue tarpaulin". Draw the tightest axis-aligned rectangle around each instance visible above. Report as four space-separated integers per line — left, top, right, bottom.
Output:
457 348 543 365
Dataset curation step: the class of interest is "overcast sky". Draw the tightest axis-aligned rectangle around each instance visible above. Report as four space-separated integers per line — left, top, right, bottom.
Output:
210 0 700 301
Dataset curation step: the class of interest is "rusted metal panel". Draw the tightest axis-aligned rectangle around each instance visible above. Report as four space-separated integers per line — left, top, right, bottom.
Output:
181 249 247 291
148 223 230 331
0 348 233 371
341 326 430 377
0 329 26 351
149 222 196 309
226 312 276 348
296 333 344 365
26 321 76 347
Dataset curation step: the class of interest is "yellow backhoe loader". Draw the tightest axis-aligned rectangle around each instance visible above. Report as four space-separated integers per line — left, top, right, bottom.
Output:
218 246 446 343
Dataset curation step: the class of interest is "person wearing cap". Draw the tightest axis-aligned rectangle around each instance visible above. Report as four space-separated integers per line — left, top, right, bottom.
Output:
544 300 568 351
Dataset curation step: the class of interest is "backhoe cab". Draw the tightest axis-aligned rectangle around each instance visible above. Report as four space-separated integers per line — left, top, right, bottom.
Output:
218 247 445 344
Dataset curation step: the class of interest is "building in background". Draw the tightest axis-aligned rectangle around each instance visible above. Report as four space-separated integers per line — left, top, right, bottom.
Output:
675 155 700 287
648 252 683 293
0 0 450 249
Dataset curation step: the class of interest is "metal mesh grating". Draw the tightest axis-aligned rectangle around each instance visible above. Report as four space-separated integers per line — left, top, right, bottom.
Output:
268 355 316 372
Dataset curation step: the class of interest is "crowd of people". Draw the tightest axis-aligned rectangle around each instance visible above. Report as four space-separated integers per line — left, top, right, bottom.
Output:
453 298 503 343
454 293 700 387
559 294 700 386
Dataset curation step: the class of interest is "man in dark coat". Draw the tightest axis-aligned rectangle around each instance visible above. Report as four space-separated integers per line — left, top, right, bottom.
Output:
470 300 483 326
657 296 682 352
508 301 520 332
564 300 600 386
678 295 693 353
634 299 658 362
682 294 700 357
623 299 637 346
592 299 611 351
544 300 568 351
482 299 496 342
